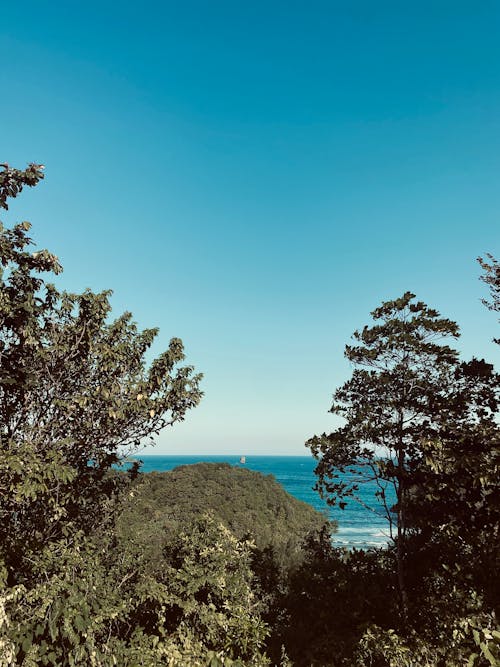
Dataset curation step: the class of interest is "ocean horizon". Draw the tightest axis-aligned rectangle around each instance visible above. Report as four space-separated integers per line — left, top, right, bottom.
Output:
134 454 393 549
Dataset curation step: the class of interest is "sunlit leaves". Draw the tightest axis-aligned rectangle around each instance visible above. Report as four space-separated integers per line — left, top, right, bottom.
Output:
0 164 203 663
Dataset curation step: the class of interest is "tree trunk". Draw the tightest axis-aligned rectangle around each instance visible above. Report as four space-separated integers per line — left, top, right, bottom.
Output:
396 411 409 627
396 516 409 627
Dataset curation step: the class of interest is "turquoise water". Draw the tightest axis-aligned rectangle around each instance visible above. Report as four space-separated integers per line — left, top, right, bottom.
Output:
136 455 393 549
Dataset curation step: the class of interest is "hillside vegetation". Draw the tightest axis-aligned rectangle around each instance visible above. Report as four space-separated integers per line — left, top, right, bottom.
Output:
2 164 499 666
117 462 329 568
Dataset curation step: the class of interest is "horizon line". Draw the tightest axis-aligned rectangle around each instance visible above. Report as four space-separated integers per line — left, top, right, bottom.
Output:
134 453 315 458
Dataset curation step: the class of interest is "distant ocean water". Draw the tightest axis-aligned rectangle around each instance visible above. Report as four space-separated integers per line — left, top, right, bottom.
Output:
136 455 393 549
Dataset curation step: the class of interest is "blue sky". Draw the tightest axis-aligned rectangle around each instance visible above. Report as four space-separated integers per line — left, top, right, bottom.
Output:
1 1 499 454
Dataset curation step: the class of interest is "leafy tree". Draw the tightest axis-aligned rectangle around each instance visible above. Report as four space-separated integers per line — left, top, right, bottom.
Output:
0 163 277 666
0 162 44 208
306 292 470 623
405 360 500 613
397 260 500 630
396 260 500 628
159 514 270 665
478 254 499 343
271 527 396 667
4 515 270 666
0 162 202 579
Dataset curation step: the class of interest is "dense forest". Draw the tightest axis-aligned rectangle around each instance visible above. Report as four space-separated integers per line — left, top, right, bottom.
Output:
117 463 328 570
0 164 499 666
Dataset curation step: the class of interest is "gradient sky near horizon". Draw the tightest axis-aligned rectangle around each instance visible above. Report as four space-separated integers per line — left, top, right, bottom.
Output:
1 1 499 454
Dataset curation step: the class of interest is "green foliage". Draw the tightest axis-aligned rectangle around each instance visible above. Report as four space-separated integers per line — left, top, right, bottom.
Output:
306 292 500 626
478 254 499 344
479 254 500 313
305 290 499 663
159 514 269 664
306 293 467 621
394 360 500 642
405 394 500 617
354 625 458 667
0 163 203 581
354 611 500 667
0 162 45 209
117 462 329 570
267 528 397 666
3 516 269 666
2 163 498 666
307 292 461 535
467 615 500 667
267 530 499 667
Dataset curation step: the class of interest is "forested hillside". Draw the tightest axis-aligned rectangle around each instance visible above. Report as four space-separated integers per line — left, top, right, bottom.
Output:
117 463 328 569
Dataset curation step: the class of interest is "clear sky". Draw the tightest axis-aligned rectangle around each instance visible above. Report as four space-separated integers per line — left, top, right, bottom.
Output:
1 1 499 454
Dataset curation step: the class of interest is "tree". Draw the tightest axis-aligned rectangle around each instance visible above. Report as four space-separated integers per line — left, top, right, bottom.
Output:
5 514 270 666
406 359 499 551
306 292 467 623
272 526 396 667
0 163 203 580
478 254 500 343
159 514 270 665
0 163 275 666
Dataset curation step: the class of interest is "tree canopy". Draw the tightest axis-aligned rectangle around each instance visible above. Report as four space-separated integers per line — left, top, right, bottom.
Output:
0 164 203 581
479 254 500 344
307 291 499 628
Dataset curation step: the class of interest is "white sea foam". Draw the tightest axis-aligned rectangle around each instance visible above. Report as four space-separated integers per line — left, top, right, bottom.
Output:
334 525 390 548
337 527 383 534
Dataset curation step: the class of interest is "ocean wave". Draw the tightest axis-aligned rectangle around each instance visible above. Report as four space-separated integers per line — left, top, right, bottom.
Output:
334 540 387 548
337 526 388 535
334 526 390 548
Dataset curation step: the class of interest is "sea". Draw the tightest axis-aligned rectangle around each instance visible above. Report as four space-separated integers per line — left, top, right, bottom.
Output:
136 455 393 549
